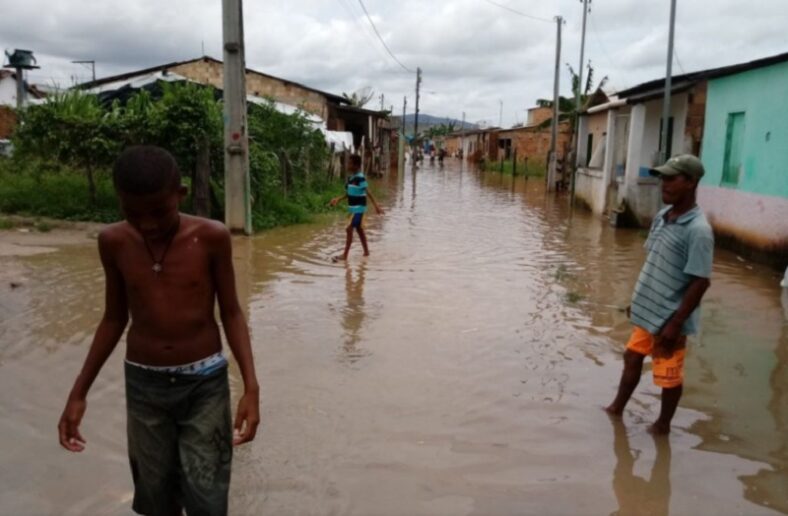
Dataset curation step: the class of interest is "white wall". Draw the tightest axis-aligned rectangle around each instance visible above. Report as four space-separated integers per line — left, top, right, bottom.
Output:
622 92 690 225
0 77 17 106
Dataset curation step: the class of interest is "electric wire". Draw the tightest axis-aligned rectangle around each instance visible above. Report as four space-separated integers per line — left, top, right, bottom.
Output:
480 0 553 24
356 0 415 73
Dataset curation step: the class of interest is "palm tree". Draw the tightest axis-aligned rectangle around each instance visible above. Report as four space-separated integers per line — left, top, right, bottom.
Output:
536 62 608 129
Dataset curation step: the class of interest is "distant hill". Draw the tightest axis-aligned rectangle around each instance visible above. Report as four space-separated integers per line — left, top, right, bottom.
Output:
391 113 477 133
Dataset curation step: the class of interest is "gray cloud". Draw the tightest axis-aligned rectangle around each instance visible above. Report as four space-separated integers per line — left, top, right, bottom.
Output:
2 0 785 126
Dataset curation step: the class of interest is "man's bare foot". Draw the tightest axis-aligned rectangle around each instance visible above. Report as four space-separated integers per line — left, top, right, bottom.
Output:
332 255 346 263
604 404 624 417
647 421 671 435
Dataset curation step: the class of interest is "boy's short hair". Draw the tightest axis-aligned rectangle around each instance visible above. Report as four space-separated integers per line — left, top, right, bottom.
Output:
113 146 181 195
349 154 362 167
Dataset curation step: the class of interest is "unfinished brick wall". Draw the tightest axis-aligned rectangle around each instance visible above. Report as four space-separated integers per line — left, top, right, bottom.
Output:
500 122 572 166
172 59 329 119
684 81 707 156
0 106 16 139
526 107 553 127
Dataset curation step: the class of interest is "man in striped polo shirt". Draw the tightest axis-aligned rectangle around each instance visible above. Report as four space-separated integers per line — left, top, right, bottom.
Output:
606 154 714 434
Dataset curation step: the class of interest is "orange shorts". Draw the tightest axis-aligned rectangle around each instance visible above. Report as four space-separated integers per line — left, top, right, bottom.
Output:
626 326 686 389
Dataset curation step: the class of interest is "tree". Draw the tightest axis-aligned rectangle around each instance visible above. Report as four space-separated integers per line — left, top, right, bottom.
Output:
535 61 608 129
14 90 121 205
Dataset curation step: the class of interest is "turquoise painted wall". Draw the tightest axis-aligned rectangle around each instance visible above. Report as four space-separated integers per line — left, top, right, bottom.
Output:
700 60 788 198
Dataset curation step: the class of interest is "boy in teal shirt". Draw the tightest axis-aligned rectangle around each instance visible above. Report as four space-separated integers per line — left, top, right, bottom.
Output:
330 154 384 262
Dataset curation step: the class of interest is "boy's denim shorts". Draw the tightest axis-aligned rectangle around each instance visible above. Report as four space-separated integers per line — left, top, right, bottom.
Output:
125 362 232 516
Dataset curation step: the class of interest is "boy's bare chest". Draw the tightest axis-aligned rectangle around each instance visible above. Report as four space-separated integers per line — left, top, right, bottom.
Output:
117 239 214 298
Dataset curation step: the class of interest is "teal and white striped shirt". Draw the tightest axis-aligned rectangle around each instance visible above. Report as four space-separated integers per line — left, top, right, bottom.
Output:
630 205 714 336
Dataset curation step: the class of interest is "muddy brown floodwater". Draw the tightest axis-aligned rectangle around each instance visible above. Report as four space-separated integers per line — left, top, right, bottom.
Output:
1 159 786 515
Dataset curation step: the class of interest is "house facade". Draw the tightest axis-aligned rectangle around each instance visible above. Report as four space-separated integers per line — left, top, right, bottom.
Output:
79 56 390 158
574 51 788 265
697 57 788 264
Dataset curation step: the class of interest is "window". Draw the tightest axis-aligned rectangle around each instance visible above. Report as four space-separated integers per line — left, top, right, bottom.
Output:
658 117 674 159
585 133 594 166
722 112 745 186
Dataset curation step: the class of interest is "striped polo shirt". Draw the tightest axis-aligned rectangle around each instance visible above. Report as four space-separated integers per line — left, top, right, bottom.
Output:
346 172 368 214
630 205 714 336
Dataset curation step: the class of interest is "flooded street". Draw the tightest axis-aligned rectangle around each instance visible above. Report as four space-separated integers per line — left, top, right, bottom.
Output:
1 159 786 515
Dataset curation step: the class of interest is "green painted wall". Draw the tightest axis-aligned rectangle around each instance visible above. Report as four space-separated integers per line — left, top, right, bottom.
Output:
700 60 788 198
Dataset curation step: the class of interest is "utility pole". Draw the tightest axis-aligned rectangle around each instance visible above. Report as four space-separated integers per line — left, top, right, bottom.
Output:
399 96 406 175
72 60 96 82
222 0 252 234
570 0 590 203
499 100 503 127
380 93 385 111
414 67 422 142
461 111 466 160
548 16 563 192
660 0 677 165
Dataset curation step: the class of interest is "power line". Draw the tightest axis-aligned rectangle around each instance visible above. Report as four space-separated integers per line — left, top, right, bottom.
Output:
335 0 393 66
673 46 687 75
481 0 553 23
588 12 632 91
356 0 414 73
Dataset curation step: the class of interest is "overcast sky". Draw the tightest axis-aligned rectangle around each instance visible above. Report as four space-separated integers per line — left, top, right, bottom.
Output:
2 0 786 127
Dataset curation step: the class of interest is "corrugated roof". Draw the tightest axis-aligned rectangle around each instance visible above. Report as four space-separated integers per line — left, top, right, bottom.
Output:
617 50 788 99
77 56 347 104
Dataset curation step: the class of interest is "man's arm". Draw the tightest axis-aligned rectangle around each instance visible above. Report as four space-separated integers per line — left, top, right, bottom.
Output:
659 276 711 348
366 191 384 215
659 226 714 348
210 224 260 446
58 230 129 452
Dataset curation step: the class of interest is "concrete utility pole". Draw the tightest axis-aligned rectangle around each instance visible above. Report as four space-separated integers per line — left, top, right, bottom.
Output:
548 16 563 192
461 111 466 159
414 67 422 141
222 0 252 234
399 96 406 175
570 0 590 203
660 0 677 165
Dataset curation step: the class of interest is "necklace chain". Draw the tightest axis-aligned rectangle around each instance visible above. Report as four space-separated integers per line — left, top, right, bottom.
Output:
142 216 181 274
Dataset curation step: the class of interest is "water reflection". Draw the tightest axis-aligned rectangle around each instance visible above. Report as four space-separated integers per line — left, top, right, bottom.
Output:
341 260 367 363
610 418 672 516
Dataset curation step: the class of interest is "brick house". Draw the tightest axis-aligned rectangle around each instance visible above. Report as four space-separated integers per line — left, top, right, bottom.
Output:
79 56 389 154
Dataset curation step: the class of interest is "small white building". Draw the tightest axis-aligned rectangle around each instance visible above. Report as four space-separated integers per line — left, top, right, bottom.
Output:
575 76 707 225
0 70 45 107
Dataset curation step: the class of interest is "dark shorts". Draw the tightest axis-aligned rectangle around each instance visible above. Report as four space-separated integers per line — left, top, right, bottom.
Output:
348 212 365 229
125 362 232 516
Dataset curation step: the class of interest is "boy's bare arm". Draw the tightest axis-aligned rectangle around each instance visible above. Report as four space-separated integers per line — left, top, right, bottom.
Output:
58 230 129 452
367 191 384 215
330 194 347 207
210 224 260 446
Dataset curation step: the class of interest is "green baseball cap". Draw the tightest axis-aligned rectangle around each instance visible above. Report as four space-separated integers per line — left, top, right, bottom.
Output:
649 154 705 180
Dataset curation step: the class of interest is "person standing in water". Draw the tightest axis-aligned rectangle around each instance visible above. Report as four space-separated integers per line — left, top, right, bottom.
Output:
606 155 713 434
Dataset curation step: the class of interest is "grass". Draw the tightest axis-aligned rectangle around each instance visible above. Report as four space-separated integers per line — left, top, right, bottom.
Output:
565 291 585 304
0 159 349 232
0 162 119 222
484 158 546 177
34 221 53 232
